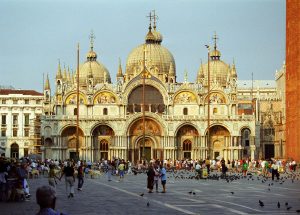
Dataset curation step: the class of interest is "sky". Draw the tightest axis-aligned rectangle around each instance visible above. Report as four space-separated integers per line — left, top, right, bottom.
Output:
0 0 285 92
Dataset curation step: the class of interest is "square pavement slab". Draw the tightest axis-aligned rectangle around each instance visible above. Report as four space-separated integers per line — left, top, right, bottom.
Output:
1 171 300 215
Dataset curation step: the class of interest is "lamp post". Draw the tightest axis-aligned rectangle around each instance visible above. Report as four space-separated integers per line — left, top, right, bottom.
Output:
205 45 211 159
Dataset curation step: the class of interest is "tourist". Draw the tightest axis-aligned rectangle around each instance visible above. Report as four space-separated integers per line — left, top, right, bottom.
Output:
118 160 125 180
59 161 75 198
242 160 248 176
271 160 279 180
36 185 67 215
48 164 59 190
153 164 160 192
77 161 84 191
160 164 167 193
146 163 155 193
106 160 113 181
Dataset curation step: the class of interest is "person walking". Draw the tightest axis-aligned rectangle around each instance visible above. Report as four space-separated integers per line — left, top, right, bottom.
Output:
77 162 84 191
160 164 167 193
118 160 125 180
60 162 75 198
48 164 60 190
271 161 280 181
106 161 113 181
146 163 155 193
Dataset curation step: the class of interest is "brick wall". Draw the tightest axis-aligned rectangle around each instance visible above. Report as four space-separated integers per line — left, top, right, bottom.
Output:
286 0 300 161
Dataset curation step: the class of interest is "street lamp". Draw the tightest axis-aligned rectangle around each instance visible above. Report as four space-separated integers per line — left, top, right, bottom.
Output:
205 45 211 159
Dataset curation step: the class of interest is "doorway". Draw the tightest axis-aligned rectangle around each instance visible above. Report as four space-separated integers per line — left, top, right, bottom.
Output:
214 151 220 160
140 147 151 162
265 144 274 159
11 143 19 159
69 152 77 160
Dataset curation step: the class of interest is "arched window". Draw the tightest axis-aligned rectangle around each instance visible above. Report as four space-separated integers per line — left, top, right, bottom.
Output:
183 108 188 115
74 108 77 115
183 139 192 151
103 108 108 115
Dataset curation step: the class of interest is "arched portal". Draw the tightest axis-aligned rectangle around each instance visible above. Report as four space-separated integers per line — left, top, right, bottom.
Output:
128 118 162 162
61 126 84 160
241 127 251 158
11 143 19 159
92 125 115 161
207 125 230 160
175 124 199 160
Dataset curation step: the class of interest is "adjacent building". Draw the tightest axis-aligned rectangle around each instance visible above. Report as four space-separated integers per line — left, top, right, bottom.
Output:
0 89 44 158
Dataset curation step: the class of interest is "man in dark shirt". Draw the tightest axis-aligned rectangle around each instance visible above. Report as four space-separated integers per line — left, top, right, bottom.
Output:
60 162 75 198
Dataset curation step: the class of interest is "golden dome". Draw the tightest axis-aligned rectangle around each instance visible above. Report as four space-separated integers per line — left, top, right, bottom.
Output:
126 27 175 80
209 49 221 58
201 59 230 87
126 43 175 78
79 60 111 84
87 50 97 60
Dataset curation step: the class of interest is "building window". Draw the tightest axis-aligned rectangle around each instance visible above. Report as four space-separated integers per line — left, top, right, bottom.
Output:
245 140 249 147
25 99 29 104
1 130 6 137
24 114 30 127
183 108 188 115
183 139 192 151
74 108 77 115
13 115 18 127
1 99 6 104
13 129 17 137
103 108 108 115
36 100 41 104
1 115 6 126
24 129 29 137
213 108 218 114
13 100 18 104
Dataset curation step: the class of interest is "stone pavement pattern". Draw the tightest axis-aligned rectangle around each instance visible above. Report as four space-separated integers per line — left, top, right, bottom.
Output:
1 172 300 215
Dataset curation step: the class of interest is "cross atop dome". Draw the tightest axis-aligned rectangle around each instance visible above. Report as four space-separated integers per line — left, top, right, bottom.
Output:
152 10 159 30
146 11 153 30
89 30 96 51
212 31 219 50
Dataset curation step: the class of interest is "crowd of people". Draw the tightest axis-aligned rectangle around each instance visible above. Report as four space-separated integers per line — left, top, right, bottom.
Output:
0 152 298 205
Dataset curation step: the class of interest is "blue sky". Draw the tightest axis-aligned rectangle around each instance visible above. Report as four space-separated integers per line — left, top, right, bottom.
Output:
0 0 285 92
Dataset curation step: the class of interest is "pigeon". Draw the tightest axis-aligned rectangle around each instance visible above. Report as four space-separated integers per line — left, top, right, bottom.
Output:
287 206 292 210
147 202 150 207
277 202 280 208
193 192 196 195
188 191 193 194
259 200 264 207
140 193 144 197
230 192 234 195
268 188 271 191
285 202 288 206
296 209 300 213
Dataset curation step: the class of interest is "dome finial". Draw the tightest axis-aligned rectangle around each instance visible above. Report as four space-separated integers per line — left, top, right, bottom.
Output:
184 69 188 83
213 31 218 50
152 10 158 30
89 30 96 51
147 11 153 32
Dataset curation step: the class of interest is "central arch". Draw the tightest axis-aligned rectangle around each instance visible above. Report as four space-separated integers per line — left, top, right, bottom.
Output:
128 117 162 162
61 126 84 160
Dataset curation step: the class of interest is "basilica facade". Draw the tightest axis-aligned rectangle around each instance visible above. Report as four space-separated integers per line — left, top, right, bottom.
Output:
41 18 260 163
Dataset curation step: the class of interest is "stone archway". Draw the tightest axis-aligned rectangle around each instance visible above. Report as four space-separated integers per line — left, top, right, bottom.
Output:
128 117 162 162
207 125 230 160
91 125 115 161
175 124 199 160
11 143 19 159
61 126 84 160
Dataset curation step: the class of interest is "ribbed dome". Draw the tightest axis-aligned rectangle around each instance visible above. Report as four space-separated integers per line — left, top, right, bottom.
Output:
126 37 175 79
201 59 230 87
79 59 111 85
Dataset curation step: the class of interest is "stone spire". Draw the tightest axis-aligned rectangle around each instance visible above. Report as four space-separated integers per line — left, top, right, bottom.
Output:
231 59 237 78
168 62 175 76
44 74 50 90
117 58 123 77
56 60 62 79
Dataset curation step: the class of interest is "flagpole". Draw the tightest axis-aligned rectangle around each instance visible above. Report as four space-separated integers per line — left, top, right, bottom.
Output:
76 43 80 161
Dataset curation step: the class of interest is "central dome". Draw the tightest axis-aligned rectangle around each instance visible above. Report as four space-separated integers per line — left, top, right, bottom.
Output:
125 27 176 81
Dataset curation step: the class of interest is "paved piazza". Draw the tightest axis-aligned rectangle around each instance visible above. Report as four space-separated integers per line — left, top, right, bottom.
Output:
1 172 300 215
